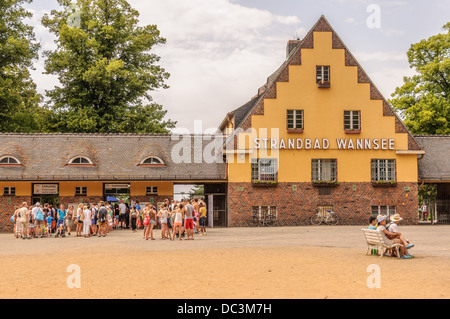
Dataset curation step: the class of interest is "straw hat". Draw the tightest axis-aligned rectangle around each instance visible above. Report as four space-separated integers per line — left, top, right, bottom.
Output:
390 214 403 223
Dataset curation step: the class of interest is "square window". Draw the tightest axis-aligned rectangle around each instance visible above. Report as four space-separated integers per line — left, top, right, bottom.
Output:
146 186 158 195
251 206 278 221
75 187 87 195
251 158 278 182
312 159 337 182
3 187 15 196
344 111 361 131
316 66 330 85
287 110 304 130
371 159 396 182
372 206 396 219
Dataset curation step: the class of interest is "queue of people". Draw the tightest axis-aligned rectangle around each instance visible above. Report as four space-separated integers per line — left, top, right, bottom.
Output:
11 197 208 241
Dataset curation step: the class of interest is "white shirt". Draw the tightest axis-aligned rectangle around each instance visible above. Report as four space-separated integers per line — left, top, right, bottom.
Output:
119 203 126 214
83 209 92 225
388 223 399 233
31 206 39 219
174 211 182 223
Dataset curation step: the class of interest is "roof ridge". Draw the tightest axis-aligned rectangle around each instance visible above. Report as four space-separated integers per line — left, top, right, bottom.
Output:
414 135 450 137
0 133 220 137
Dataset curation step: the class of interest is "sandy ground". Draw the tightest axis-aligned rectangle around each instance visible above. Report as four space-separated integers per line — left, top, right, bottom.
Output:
1 225 450 299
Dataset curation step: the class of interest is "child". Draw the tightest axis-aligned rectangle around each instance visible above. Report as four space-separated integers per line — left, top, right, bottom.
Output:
368 216 377 230
46 213 55 237
55 218 65 237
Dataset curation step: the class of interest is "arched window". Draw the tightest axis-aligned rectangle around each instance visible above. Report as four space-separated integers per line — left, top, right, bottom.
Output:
139 156 165 166
68 156 94 165
0 156 21 165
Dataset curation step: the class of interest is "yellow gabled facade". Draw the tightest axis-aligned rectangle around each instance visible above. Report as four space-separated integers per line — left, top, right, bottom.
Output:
223 16 422 226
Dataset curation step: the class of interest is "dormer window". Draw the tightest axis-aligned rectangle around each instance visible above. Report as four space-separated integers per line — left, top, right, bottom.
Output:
139 156 165 166
0 156 21 166
316 66 330 88
67 156 94 166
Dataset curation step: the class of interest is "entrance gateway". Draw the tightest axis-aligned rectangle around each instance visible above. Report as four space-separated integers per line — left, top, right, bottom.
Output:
104 183 130 203
173 183 227 227
32 183 59 207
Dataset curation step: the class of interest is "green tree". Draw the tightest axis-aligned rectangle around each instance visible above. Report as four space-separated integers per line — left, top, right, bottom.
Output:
390 22 450 135
42 0 176 133
0 0 43 132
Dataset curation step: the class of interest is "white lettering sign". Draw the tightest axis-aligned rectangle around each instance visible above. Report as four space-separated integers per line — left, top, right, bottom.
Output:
33 184 59 195
254 138 395 150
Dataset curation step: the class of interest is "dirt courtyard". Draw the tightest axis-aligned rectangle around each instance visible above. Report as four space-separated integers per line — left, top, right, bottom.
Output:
1 225 450 299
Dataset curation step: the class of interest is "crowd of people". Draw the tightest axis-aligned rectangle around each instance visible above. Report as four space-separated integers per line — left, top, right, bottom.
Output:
368 213 415 259
11 197 208 241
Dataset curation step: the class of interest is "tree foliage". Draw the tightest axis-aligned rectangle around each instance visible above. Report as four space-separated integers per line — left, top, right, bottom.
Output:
42 0 176 133
390 22 450 135
0 0 43 132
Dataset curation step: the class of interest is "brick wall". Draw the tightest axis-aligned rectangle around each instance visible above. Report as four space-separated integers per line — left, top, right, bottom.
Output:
0 196 32 232
59 196 104 209
228 182 418 227
131 195 173 207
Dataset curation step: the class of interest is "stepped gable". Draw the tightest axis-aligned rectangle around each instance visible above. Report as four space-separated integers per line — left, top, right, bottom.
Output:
227 15 421 151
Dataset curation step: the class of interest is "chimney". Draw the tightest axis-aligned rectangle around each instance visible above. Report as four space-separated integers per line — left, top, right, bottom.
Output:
286 39 301 59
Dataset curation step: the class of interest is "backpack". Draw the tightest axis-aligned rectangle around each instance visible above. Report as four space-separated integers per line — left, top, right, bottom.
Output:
36 208 44 221
98 207 107 222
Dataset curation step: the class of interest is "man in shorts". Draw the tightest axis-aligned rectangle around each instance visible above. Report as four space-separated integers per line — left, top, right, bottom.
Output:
183 199 195 240
119 200 126 229
199 202 207 236
33 203 45 237
421 201 428 221
97 201 108 237
18 202 30 239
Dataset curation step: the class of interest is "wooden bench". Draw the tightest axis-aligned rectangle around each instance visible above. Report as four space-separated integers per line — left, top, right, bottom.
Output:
361 228 401 259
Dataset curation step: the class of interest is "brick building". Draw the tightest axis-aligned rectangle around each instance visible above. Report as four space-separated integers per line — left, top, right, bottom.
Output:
0 134 227 232
219 16 429 226
1 16 448 231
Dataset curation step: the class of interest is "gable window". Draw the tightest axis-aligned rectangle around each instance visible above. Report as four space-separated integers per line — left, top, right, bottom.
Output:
312 159 337 182
287 110 304 132
139 156 165 166
3 187 16 196
371 159 396 182
0 156 21 166
251 158 278 182
68 156 93 165
344 111 361 132
75 187 87 196
146 186 158 195
316 66 330 87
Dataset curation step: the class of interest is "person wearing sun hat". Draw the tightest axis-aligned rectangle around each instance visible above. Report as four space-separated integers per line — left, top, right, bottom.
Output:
388 214 415 254
377 215 411 259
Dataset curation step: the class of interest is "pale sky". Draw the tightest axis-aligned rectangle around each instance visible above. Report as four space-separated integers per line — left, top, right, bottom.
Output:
24 0 450 133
